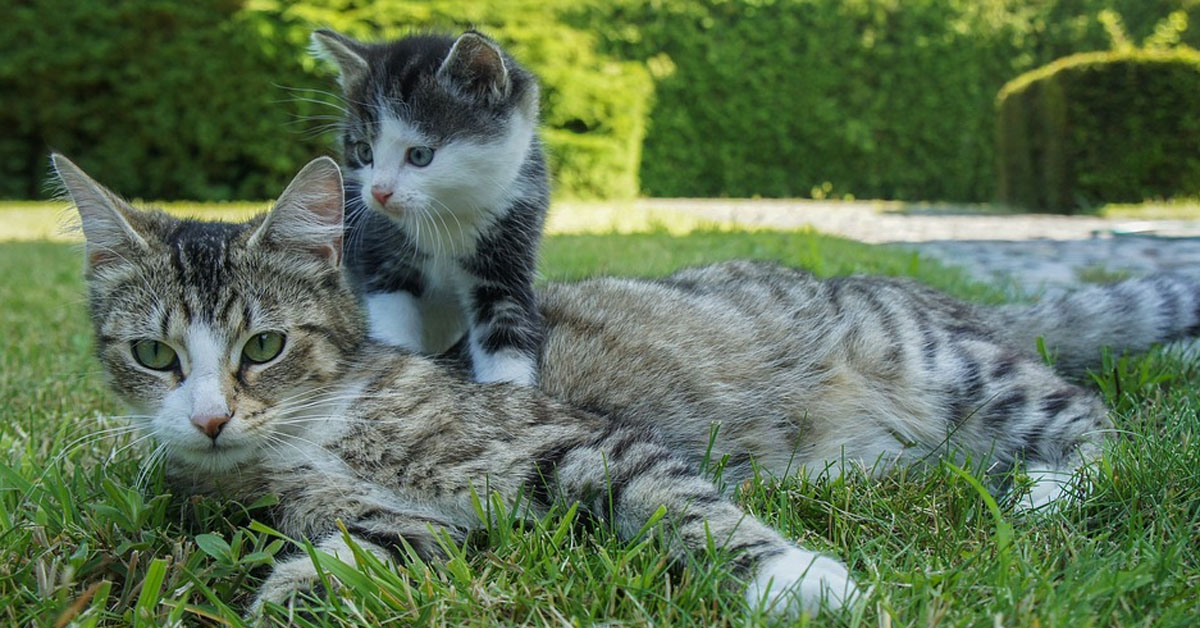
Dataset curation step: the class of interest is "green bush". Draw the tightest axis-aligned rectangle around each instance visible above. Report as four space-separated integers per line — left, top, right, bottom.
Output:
579 0 1200 202
0 0 319 200
3 0 1198 203
996 48 1200 212
0 0 651 200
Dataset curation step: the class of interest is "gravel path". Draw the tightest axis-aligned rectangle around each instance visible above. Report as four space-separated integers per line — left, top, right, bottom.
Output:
646 199 1200 293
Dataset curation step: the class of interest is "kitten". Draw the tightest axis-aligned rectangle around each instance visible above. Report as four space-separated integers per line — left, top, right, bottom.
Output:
310 28 548 386
55 154 860 618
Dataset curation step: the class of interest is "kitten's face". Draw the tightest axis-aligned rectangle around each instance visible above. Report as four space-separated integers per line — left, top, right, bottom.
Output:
54 156 365 472
312 30 539 230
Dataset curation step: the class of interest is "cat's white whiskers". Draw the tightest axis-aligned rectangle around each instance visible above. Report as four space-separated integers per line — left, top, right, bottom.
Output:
105 431 159 466
31 422 146 482
261 433 342 485
134 442 170 491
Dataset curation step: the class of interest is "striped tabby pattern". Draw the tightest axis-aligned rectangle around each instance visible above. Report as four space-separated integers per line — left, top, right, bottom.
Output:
56 155 859 618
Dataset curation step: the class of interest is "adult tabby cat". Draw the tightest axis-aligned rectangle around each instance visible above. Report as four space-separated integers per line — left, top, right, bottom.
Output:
310 29 548 386
57 154 1200 615
55 154 859 617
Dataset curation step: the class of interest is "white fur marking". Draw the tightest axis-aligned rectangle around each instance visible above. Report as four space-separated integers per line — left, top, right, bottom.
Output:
745 548 863 616
469 342 536 386
1016 465 1074 512
185 324 229 420
365 292 424 352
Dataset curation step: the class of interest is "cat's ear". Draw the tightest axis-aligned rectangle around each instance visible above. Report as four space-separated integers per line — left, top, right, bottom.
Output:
310 29 370 92
437 31 510 102
50 153 150 269
249 156 344 267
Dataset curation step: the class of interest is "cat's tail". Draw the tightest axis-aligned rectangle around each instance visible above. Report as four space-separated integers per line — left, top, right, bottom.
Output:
986 274 1200 378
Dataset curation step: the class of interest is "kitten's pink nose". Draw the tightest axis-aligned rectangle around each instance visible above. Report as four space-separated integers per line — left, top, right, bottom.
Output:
371 185 393 206
192 413 231 439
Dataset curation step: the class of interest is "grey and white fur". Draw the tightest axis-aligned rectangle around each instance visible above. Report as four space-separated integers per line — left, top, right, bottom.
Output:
311 29 548 386
56 156 1200 616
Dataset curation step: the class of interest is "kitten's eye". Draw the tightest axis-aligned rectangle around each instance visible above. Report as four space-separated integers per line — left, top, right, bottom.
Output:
242 332 286 365
352 141 373 165
406 146 435 167
131 340 178 371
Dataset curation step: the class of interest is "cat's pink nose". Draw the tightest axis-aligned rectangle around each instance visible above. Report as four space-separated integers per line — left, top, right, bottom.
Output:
192 413 231 439
371 185 393 206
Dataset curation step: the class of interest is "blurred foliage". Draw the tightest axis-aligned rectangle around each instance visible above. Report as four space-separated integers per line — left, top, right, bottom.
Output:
1 1 1196 203
0 0 651 200
997 47 1200 212
576 0 1200 201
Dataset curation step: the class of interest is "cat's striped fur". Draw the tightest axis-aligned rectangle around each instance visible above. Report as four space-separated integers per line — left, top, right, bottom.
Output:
536 264 1198 508
56 155 859 617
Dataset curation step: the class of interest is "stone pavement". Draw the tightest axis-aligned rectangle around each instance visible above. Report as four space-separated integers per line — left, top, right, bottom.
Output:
645 199 1200 294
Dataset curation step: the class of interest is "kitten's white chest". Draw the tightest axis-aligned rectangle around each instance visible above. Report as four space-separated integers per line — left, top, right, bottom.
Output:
364 261 468 353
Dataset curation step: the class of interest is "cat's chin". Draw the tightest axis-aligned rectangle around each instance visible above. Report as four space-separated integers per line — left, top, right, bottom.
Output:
169 441 258 473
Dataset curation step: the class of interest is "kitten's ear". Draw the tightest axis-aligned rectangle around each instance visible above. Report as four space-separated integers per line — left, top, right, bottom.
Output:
310 29 370 92
437 31 510 102
50 153 150 269
250 157 344 266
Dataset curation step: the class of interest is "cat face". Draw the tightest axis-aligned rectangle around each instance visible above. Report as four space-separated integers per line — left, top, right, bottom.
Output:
311 30 540 234
54 155 366 472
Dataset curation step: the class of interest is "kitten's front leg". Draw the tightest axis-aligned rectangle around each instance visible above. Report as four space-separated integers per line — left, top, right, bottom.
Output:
364 290 425 352
463 278 543 386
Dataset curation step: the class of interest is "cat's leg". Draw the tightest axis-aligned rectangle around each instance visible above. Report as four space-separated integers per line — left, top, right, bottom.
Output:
251 509 467 614
347 207 429 352
251 532 391 614
936 345 1112 512
540 421 864 616
461 272 542 386
364 291 425 351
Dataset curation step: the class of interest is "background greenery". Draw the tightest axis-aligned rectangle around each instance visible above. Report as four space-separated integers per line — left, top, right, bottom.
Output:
997 47 1200 211
1 1 1198 203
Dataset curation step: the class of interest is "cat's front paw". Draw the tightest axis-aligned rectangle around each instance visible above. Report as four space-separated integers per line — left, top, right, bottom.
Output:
249 534 388 616
744 547 865 617
249 553 330 615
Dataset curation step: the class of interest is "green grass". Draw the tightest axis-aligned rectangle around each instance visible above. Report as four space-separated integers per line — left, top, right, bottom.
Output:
2 215 1198 626
1096 199 1200 220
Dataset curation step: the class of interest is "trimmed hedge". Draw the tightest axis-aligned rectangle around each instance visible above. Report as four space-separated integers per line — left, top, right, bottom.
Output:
0 0 651 200
997 49 1200 212
579 0 1200 201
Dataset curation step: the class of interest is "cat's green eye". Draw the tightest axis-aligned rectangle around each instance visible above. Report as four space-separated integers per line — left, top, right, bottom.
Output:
353 141 373 165
132 340 178 371
242 332 285 365
406 146 435 167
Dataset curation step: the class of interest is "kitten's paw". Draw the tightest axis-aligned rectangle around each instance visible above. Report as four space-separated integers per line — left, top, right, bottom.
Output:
471 347 537 386
745 548 864 617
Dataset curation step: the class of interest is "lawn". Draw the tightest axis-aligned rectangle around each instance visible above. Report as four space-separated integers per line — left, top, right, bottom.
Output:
1 203 1198 627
